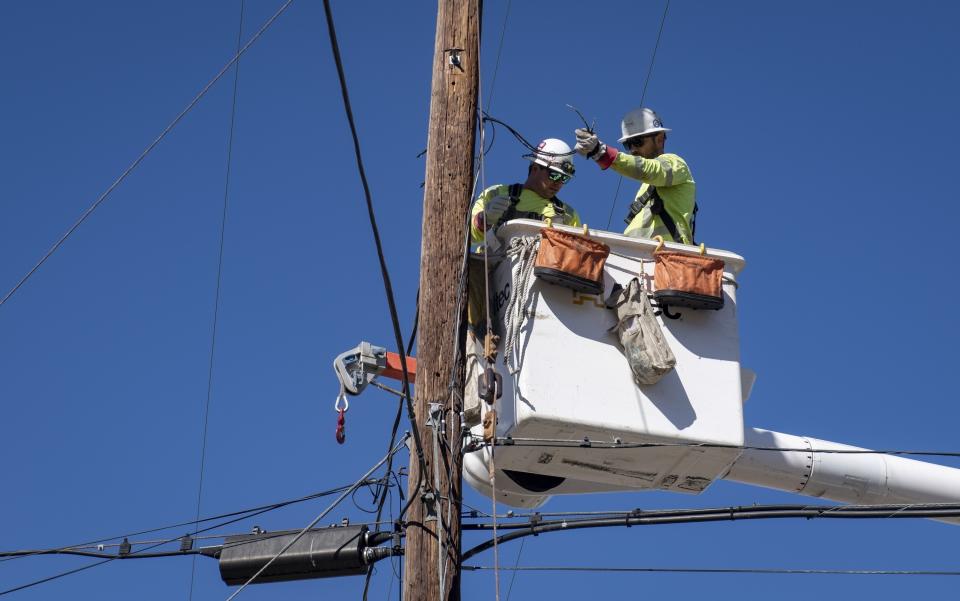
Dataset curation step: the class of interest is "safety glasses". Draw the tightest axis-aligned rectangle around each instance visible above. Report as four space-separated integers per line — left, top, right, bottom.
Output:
623 136 651 150
546 170 572 184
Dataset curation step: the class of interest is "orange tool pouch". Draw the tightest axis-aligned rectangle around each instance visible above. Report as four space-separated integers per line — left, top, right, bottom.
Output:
534 228 610 295
653 250 725 310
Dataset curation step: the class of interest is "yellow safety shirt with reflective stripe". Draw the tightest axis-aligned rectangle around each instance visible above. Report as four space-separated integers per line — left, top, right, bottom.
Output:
470 184 581 243
611 152 696 245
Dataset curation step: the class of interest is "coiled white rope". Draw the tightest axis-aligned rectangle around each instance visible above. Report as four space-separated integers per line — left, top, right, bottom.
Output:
502 235 539 375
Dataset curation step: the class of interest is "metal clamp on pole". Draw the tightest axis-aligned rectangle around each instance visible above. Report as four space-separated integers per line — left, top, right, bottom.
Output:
333 341 418 397
333 341 388 396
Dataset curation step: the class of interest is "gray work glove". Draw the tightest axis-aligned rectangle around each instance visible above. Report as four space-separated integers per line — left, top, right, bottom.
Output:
574 128 605 160
483 195 512 228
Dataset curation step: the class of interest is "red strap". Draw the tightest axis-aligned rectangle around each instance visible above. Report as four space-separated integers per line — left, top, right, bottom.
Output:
597 145 618 170
335 408 346 444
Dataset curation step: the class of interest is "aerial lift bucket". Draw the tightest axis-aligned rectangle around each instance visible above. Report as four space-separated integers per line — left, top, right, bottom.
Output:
463 220 747 506
461 220 960 525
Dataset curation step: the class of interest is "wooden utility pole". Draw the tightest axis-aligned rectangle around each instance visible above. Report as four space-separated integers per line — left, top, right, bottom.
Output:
403 0 479 599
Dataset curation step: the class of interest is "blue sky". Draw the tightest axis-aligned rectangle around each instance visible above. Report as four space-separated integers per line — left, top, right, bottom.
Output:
2 1 960 599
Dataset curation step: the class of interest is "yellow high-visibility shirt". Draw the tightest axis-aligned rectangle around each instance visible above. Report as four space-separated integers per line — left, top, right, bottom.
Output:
470 184 581 243
611 152 696 245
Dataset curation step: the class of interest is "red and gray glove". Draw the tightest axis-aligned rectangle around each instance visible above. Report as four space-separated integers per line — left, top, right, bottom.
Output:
574 128 604 159
574 128 618 169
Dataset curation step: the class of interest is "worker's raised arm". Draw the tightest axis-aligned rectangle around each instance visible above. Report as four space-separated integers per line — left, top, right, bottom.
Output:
574 127 691 187
610 152 691 188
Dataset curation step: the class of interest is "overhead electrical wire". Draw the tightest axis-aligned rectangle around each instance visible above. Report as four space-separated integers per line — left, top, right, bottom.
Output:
0 511 401 597
473 5 508 598
189 3 246 600
0 477 395 597
0 496 257 598
461 502 960 561
318 0 427 504
480 435 960 458
0 479 381 565
224 438 407 600
0 0 296 309
605 0 671 230
481 113 574 158
363 289 422 600
0 546 209 561
462 502 960 523
504 538 525 601
483 0 512 113
462 565 960 577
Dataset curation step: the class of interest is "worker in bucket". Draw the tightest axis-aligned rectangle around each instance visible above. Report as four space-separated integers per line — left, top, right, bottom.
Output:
470 138 582 244
574 108 697 245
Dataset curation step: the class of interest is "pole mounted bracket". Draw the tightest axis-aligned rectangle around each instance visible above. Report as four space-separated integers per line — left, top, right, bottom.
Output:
445 48 464 71
333 341 417 397
427 402 445 435
334 341 386 396
421 490 439 523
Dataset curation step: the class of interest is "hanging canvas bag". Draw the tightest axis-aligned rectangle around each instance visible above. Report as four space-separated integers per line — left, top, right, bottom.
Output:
606 276 676 386
653 240 725 311
533 227 610 295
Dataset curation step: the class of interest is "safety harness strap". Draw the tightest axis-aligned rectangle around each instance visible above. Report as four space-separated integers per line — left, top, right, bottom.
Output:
498 183 570 227
625 185 696 245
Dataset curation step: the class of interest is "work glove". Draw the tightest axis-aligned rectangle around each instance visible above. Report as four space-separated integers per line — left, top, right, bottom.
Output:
483 195 512 228
574 128 605 160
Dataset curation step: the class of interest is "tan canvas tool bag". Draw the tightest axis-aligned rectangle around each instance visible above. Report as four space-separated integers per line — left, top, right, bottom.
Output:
606 277 676 386
534 227 610 295
653 241 725 311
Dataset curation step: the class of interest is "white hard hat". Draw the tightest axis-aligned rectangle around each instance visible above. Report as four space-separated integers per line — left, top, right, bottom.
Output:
524 138 576 178
618 107 671 143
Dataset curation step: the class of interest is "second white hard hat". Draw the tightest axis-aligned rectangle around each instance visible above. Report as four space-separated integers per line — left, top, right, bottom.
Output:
524 138 576 177
618 107 671 143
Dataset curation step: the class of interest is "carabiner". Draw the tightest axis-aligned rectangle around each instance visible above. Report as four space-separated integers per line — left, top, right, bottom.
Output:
334 385 349 413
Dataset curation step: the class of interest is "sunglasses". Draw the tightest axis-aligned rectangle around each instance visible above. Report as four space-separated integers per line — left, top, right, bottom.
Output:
623 136 651 150
546 169 572 184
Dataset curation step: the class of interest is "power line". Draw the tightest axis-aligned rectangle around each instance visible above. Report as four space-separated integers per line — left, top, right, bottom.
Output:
461 502 960 561
190 2 246 599
604 176 624 230
463 565 960 577
504 538 525 601
481 113 573 157
0 444 405 597
0 0 296 308
640 0 671 107
480 436 960 458
321 0 432 593
1 530 212 596
363 286 422 598
0 480 380 565
224 438 407 600
464 502 960 524
484 0 512 113
0 546 208 561
319 0 427 495
605 0 671 230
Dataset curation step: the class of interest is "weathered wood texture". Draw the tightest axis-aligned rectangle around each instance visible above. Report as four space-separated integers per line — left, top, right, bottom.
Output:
402 0 479 600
